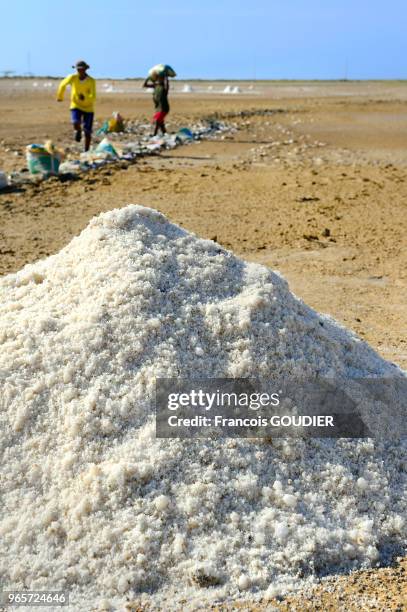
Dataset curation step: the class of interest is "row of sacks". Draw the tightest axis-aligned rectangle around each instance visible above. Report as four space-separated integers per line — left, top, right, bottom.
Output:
20 122 230 179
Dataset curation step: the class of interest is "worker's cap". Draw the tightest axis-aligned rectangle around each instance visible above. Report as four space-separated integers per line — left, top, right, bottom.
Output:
73 60 90 70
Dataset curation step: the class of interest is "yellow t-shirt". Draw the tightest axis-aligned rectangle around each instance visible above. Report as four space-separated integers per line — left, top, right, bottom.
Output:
57 74 96 112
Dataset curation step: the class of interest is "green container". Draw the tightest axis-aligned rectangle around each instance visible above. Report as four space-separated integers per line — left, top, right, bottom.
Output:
26 145 60 175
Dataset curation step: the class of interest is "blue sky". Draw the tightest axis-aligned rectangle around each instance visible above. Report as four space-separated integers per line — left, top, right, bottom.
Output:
1 0 406 79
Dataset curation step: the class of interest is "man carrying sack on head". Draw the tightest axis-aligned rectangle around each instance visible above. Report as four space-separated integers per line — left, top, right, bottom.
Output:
57 60 96 151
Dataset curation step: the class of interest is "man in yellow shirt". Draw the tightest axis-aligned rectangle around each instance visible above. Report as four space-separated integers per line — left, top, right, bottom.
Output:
57 60 96 151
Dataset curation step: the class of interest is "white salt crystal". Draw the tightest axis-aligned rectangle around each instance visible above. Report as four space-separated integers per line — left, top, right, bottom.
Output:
357 477 369 491
154 495 170 512
238 574 251 590
274 523 289 541
282 494 297 508
173 534 185 555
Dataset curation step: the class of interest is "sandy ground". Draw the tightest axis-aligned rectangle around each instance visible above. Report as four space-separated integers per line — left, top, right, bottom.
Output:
0 79 406 610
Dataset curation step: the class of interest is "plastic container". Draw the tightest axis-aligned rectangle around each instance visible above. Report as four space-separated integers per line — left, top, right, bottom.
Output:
108 112 125 133
95 138 118 157
26 144 60 175
96 112 125 136
176 127 194 142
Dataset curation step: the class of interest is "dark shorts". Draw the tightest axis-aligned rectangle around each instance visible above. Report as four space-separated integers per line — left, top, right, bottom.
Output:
71 108 94 134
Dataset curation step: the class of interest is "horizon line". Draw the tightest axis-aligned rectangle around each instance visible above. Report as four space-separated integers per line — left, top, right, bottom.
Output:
1 75 407 83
